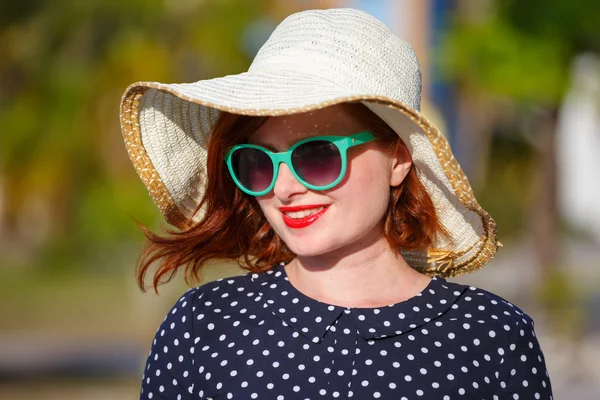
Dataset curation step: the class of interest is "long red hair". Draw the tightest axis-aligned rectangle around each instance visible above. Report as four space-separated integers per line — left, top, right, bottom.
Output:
135 102 447 292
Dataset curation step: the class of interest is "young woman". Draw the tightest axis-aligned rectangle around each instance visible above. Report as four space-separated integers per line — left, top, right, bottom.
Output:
120 8 553 399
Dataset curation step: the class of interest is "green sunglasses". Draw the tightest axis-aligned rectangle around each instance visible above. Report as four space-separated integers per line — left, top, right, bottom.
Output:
225 131 376 196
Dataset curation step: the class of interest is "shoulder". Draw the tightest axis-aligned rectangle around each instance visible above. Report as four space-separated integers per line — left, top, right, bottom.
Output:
174 271 259 311
438 279 537 338
140 273 263 397
435 280 550 372
446 279 533 321
437 283 554 394
150 272 263 346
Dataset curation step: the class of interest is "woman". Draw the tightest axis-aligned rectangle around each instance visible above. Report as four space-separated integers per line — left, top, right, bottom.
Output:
120 8 553 399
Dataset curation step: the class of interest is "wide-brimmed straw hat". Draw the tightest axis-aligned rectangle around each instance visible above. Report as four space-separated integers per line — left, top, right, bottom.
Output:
120 8 500 277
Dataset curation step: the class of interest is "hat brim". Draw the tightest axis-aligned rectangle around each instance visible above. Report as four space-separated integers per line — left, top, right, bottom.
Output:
120 72 499 277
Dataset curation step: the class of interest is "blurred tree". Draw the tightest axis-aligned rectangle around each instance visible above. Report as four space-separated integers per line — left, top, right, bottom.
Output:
440 0 600 273
0 0 279 272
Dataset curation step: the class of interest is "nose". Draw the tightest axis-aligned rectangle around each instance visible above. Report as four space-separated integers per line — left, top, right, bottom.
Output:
272 163 308 200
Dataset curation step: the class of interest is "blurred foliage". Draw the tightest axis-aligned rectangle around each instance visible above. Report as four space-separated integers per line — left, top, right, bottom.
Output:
537 267 585 338
442 17 566 105
440 0 600 241
476 125 536 237
441 0 600 106
0 0 282 272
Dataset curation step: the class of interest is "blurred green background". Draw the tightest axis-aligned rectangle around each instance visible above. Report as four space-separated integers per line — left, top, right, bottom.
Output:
1 0 599 398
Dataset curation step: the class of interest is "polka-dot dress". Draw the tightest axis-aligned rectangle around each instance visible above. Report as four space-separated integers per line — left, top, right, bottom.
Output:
140 264 553 399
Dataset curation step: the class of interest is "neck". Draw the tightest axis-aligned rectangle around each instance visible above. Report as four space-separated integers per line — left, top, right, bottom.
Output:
285 231 431 308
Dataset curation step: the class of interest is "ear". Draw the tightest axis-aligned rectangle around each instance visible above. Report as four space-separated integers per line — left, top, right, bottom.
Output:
389 140 412 187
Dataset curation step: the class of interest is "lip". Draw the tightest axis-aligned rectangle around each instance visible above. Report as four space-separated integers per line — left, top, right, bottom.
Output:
279 204 330 229
279 204 329 212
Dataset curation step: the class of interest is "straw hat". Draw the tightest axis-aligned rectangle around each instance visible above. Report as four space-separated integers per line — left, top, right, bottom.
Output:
120 8 500 277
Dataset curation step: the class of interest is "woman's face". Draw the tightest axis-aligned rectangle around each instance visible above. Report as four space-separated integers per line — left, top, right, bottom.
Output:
248 104 411 259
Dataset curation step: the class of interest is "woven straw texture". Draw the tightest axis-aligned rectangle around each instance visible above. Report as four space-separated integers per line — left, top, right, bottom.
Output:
120 8 499 277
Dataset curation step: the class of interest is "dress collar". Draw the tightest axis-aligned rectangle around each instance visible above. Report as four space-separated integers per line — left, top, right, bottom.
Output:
251 264 467 342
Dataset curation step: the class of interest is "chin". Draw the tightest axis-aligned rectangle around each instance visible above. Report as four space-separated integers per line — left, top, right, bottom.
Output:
279 234 326 256
282 234 342 259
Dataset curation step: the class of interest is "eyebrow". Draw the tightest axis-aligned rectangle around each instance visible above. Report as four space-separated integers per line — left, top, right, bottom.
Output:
248 132 325 152
248 137 308 152
249 141 280 152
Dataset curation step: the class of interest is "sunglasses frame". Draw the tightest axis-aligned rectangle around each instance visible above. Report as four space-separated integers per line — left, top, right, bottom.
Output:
225 131 376 196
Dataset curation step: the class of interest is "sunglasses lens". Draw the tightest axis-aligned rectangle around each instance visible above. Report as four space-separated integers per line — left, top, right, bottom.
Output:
231 148 273 193
292 140 342 187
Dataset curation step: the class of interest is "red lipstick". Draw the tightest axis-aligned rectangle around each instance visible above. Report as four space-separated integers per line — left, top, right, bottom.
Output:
279 204 330 229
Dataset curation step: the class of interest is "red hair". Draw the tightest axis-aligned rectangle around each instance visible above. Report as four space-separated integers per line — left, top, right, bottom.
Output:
135 103 447 292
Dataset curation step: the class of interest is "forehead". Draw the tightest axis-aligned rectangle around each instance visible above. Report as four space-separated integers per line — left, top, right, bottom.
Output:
248 104 369 148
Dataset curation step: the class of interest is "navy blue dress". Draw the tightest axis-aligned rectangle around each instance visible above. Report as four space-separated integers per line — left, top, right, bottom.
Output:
140 264 553 399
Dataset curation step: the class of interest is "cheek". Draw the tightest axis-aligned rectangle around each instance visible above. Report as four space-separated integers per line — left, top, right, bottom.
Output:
349 151 392 190
255 194 285 232
255 195 274 217
333 153 392 212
